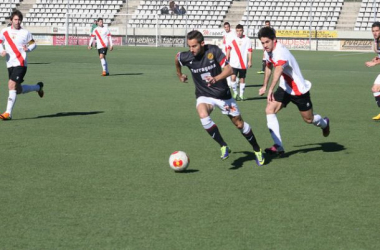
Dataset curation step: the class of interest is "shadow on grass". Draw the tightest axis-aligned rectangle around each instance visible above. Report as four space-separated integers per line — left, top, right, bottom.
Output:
282 142 346 158
108 73 143 76
28 62 51 65
245 84 263 88
229 151 272 170
21 111 104 120
175 169 199 174
244 96 267 101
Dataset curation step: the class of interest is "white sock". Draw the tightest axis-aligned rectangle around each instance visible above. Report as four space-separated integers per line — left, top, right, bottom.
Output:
227 76 233 87
267 114 283 148
6 90 17 115
101 58 108 72
200 116 215 130
232 81 238 95
312 114 327 128
22 84 40 94
239 83 246 97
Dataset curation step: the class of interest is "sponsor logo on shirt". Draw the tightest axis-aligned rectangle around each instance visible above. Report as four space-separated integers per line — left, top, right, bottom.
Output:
190 63 217 74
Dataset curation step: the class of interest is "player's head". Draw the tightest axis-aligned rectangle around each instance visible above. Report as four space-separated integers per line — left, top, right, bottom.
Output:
372 22 380 40
97 18 104 27
187 30 205 56
258 27 277 52
10 10 23 29
224 22 230 33
94 19 98 24
236 24 244 37
264 20 271 27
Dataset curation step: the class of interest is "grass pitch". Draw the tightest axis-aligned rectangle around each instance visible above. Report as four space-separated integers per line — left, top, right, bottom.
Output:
0 46 379 249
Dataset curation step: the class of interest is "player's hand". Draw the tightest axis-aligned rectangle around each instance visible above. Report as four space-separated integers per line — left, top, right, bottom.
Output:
1 51 6 57
23 45 28 52
267 90 274 103
179 74 188 83
366 61 376 67
205 76 216 86
110 46 113 51
259 86 266 96
248 62 252 68
88 46 92 50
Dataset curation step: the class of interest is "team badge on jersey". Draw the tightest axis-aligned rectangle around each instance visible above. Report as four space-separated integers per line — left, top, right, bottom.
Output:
207 53 214 60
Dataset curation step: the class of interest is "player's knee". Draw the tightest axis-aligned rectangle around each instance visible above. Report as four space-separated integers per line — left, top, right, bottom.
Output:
372 85 380 92
303 117 313 124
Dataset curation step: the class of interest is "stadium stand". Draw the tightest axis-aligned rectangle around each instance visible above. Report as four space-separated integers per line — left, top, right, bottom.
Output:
21 0 125 27
355 0 378 31
240 0 344 31
0 1 22 24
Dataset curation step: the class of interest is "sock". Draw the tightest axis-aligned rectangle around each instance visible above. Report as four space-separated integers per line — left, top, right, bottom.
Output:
232 81 238 95
227 76 233 87
262 60 266 71
312 114 327 128
267 114 283 148
240 122 260 152
21 84 40 94
375 95 380 107
101 58 108 72
201 116 227 147
239 83 246 97
6 90 17 115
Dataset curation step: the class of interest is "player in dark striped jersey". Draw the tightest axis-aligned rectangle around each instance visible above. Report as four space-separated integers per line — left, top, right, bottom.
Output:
175 30 265 166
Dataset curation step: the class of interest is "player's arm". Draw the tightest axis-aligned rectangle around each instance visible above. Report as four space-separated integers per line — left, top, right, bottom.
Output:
175 53 188 83
247 49 252 68
0 37 5 57
366 56 380 67
88 33 95 49
259 62 273 96
108 31 113 51
24 39 36 52
226 46 231 61
267 65 283 102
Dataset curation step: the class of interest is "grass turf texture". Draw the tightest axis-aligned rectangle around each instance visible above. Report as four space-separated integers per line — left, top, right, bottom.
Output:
0 46 379 249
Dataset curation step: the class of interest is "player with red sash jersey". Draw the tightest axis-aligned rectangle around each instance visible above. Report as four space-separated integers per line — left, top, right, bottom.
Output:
0 10 44 120
222 22 235 87
88 18 113 76
258 27 330 157
175 30 265 166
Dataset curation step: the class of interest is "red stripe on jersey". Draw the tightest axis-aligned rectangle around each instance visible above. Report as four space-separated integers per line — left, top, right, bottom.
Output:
95 29 106 48
269 58 287 67
282 72 302 96
219 56 226 66
3 31 24 66
91 35 95 37
232 40 246 69
248 48 252 52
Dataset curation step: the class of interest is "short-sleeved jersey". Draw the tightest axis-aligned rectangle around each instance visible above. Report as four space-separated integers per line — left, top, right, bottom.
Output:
90 26 112 49
177 44 231 100
222 30 236 55
228 35 252 69
265 42 311 96
0 26 34 68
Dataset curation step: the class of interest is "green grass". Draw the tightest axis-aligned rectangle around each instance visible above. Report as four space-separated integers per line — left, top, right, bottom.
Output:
0 46 379 249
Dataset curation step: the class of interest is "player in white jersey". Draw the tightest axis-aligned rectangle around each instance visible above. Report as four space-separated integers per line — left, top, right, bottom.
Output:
258 27 330 156
226 24 252 101
222 22 235 87
0 10 44 120
88 18 113 76
365 22 380 120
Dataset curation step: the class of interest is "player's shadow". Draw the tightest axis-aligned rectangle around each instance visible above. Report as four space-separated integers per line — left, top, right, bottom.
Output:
175 169 199 174
229 151 272 170
282 142 346 158
244 96 266 101
245 84 263 88
22 111 104 120
28 62 51 65
108 73 143 76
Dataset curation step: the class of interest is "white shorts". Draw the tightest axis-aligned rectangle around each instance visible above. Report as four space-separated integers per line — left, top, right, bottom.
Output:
374 74 380 85
196 96 240 117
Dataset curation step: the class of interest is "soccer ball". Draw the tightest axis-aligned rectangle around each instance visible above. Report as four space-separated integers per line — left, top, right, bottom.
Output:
169 151 189 172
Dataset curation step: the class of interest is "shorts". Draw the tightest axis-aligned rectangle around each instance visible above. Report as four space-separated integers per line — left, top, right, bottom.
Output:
274 87 313 111
98 48 108 55
8 66 27 84
196 96 240 117
232 68 247 79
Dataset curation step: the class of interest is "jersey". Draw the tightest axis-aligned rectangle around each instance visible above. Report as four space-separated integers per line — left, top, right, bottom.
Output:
228 35 252 69
265 42 311 96
0 26 35 68
89 26 112 49
177 44 231 100
222 30 236 56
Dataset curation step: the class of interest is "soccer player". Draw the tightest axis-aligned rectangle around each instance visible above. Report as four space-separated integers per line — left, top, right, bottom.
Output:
90 19 97 48
88 18 113 76
0 10 44 120
226 24 252 101
175 30 265 166
222 22 236 87
257 20 273 74
258 27 330 156
365 22 380 120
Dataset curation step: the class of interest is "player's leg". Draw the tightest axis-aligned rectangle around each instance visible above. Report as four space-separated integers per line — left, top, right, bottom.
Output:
371 76 380 120
265 99 285 155
196 98 229 160
230 72 238 99
99 49 109 76
238 70 247 100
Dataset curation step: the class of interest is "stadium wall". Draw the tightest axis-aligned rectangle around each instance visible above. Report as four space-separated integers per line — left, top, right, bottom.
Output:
0 25 375 52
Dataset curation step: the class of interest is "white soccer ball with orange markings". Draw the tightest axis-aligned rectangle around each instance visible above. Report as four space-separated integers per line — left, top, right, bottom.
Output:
169 151 189 172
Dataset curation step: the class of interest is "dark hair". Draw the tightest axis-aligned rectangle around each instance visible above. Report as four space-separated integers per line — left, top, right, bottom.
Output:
10 10 23 22
372 22 380 29
187 30 204 43
236 24 244 30
224 22 230 26
265 20 270 24
258 27 276 40
97 18 103 22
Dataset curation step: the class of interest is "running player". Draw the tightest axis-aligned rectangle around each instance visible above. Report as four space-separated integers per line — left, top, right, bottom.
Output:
175 30 265 166
258 27 330 156
222 22 236 87
0 10 44 120
226 24 252 101
257 20 273 74
88 18 113 76
365 22 380 120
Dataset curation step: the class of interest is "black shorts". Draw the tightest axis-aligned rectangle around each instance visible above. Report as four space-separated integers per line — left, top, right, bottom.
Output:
8 66 27 84
98 48 108 55
274 87 313 111
232 68 247 79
